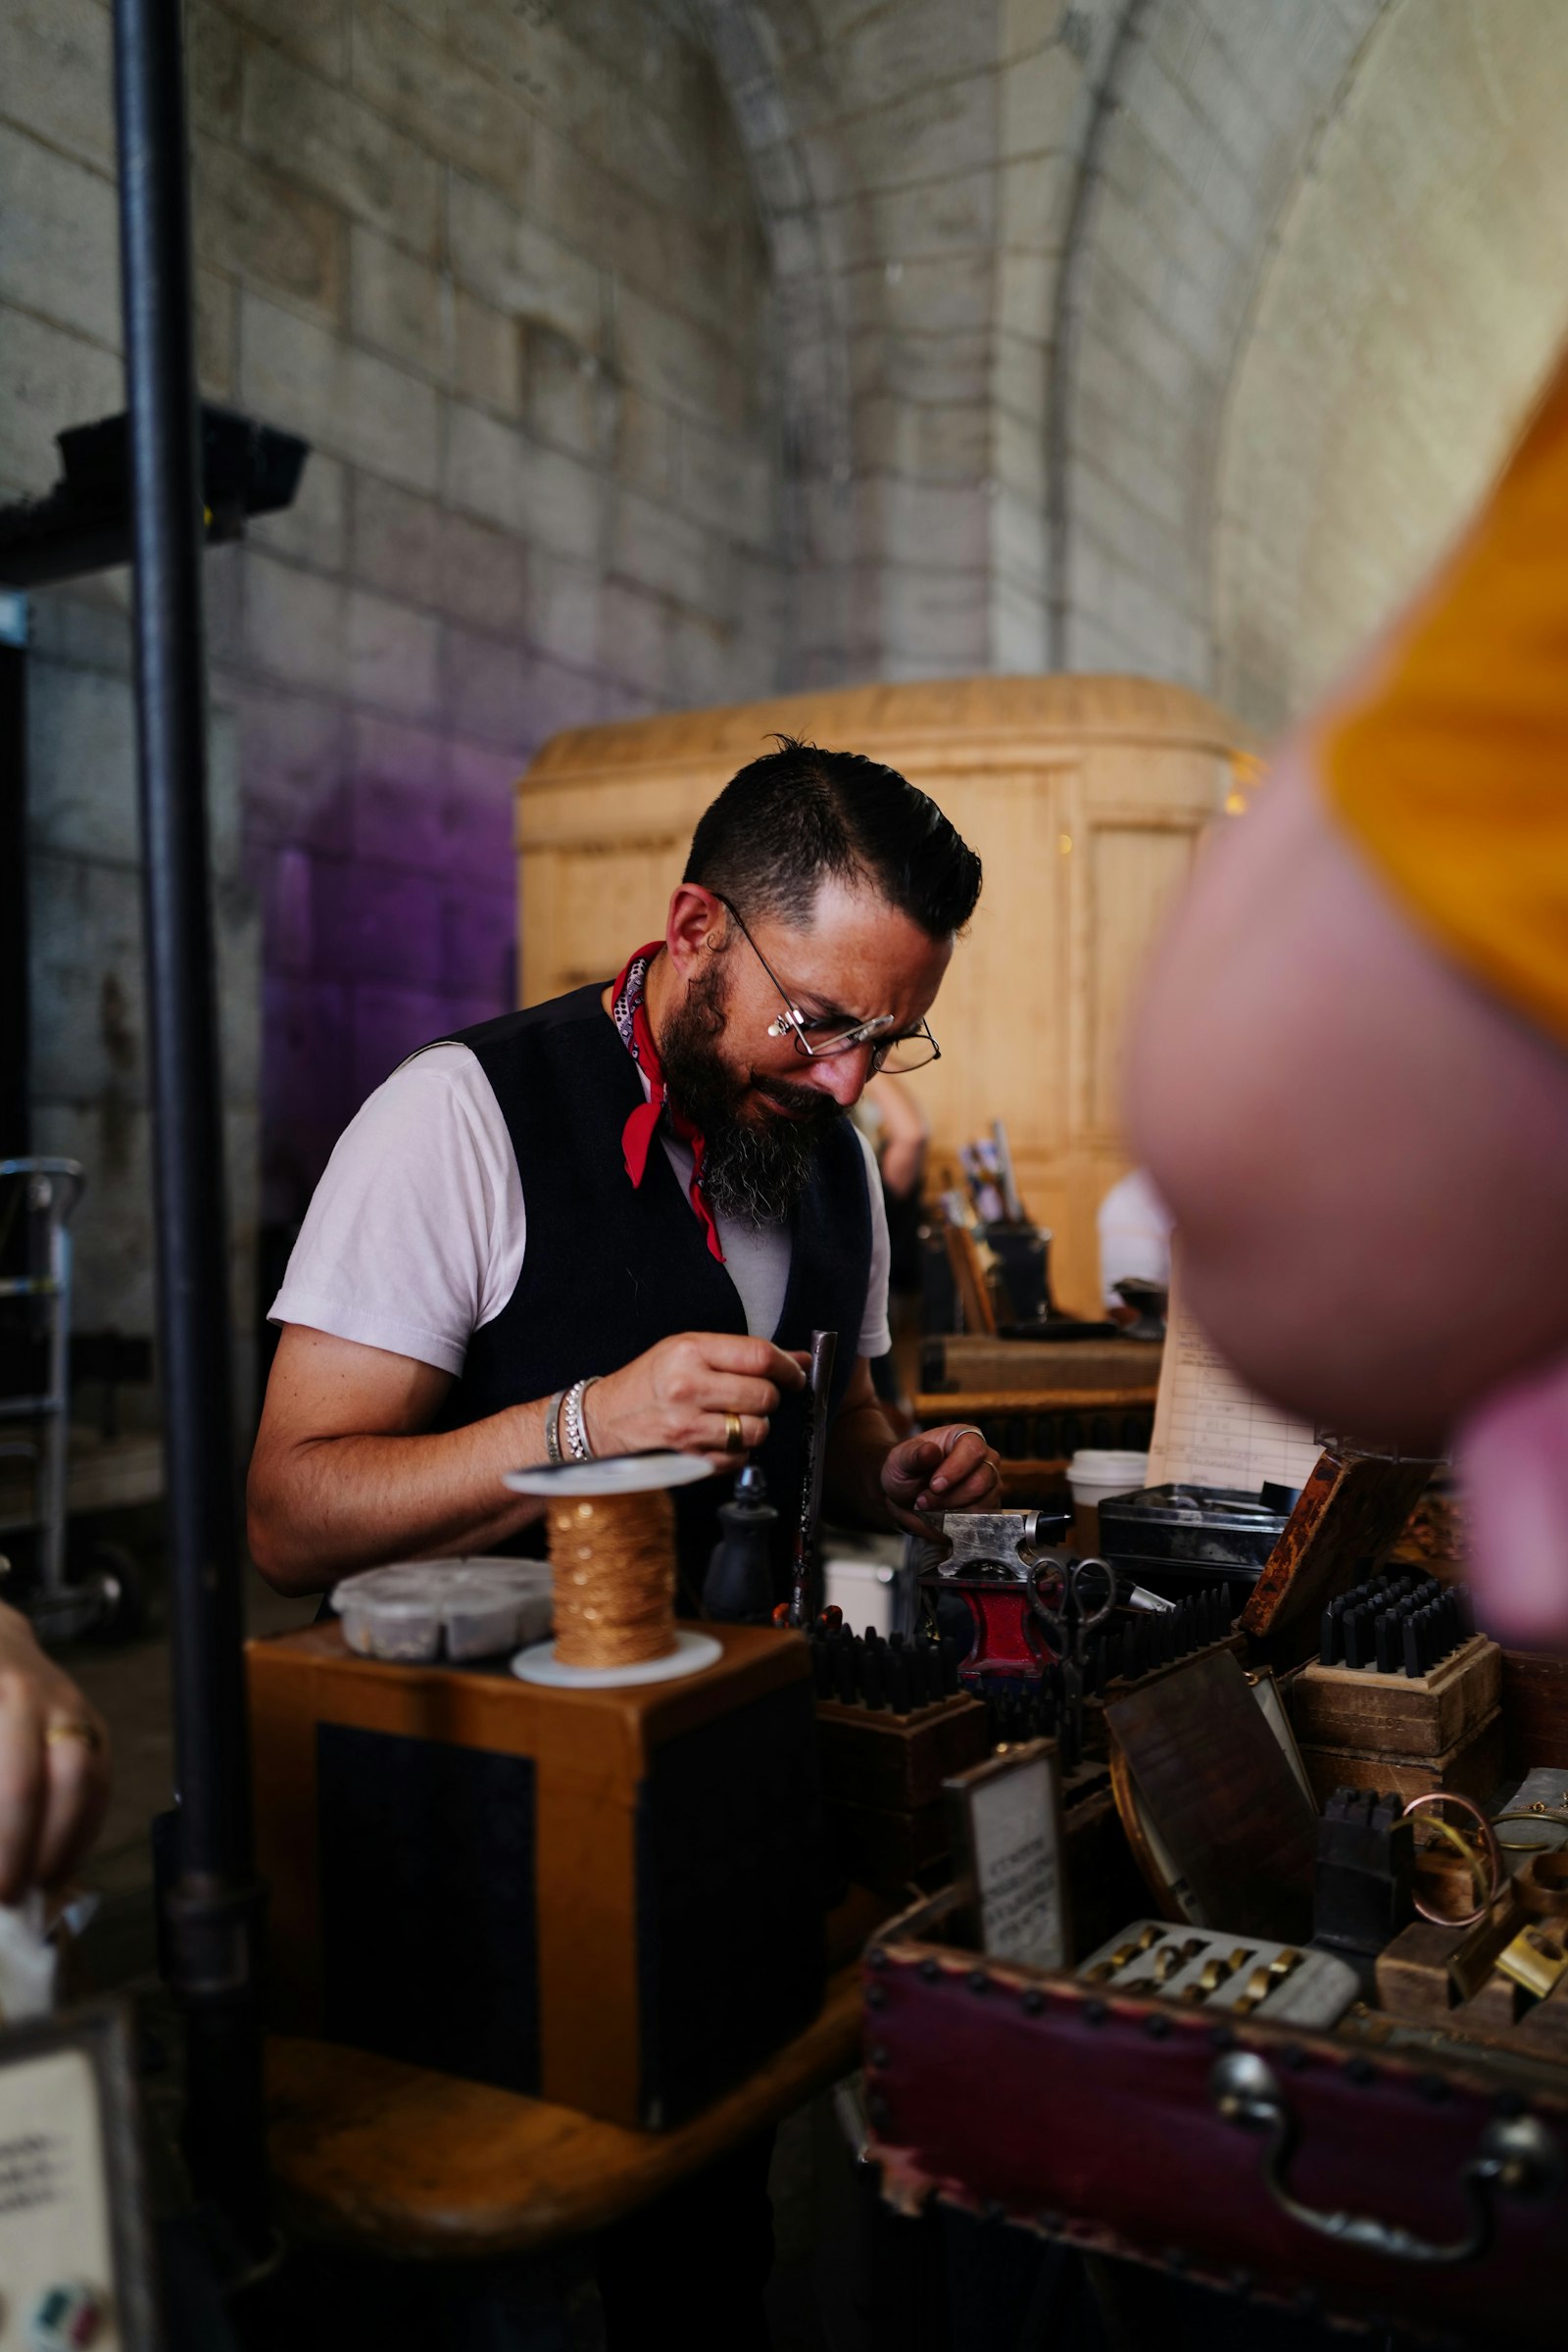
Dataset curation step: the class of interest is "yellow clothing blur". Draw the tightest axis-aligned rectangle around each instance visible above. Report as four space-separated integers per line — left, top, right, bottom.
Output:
1322 353 1568 1050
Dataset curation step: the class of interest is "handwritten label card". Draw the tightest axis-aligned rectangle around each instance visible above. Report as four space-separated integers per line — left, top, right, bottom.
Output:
0 2006 158 2352
948 1741 1070 1973
0 2047 118 2344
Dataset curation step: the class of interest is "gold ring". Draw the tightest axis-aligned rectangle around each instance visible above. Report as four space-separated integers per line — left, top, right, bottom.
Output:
723 1412 747 1454
46 1718 103 1756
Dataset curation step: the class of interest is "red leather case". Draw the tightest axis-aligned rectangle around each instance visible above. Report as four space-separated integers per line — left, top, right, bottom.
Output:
863 1893 1568 2341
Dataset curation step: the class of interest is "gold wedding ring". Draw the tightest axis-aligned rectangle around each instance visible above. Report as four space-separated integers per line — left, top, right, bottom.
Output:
723 1411 746 1454
46 1718 103 1755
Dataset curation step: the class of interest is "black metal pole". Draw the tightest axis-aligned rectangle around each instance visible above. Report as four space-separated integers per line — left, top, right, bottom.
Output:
112 0 268 2249
0 622 27 1155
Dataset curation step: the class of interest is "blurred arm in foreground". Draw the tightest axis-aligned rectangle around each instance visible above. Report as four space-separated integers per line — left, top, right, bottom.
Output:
1127 352 1568 1646
0 1598 109 1900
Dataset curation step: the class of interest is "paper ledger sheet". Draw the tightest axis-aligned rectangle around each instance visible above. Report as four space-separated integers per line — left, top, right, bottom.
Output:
1147 1244 1322 1494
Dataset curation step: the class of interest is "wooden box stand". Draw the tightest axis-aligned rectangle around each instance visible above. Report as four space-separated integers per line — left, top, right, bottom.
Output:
249 1620 824 2131
1289 1634 1504 1803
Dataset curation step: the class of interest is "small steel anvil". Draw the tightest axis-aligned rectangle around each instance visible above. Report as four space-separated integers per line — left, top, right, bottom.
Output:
923 1506 1072 1688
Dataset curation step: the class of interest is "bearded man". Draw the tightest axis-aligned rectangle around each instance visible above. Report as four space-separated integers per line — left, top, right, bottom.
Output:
248 736 998 1597
247 740 996 2343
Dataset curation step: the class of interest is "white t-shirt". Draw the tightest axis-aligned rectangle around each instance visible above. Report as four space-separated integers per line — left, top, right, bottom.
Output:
270 1043 894 1377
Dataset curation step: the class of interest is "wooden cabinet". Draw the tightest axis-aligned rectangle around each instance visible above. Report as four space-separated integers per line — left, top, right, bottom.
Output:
515 677 1247 1314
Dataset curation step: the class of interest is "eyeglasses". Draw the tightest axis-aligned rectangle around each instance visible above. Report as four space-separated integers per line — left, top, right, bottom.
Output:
712 896 941 1075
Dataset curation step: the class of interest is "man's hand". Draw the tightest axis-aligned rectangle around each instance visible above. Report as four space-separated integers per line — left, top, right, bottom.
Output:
248 1323 810 1593
585 1334 808 1468
880 1423 1002 1537
0 1605 110 1902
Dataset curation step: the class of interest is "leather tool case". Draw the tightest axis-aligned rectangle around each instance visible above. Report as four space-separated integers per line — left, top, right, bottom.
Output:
862 1883 1566 2341
860 1453 1568 2339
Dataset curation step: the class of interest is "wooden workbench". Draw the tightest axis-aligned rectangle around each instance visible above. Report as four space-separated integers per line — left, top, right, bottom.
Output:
266 1963 863 2260
916 1334 1160 1502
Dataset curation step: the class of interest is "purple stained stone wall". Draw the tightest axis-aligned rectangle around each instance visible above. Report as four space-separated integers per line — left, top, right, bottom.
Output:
253 733 517 1231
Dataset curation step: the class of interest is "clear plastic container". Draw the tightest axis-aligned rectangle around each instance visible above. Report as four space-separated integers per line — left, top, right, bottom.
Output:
331 1558 553 1662
334 1567 444 1662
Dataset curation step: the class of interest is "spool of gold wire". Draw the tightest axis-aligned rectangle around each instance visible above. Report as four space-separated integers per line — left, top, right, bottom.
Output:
502 1449 719 1689
549 1489 676 1670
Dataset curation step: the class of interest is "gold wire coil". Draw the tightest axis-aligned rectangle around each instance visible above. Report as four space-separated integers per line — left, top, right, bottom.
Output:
547 1489 677 1669
1493 1804 1568 1852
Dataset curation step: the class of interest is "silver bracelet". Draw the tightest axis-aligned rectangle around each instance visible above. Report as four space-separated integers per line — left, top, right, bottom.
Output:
562 1375 602 1462
544 1389 567 1466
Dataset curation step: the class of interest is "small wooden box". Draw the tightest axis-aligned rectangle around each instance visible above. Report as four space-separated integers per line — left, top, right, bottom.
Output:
815 1692 992 1897
1291 1633 1500 1758
1296 1709 1505 1806
1504 1648 1568 1775
815 1693 991 1813
249 1621 823 2130
1289 1633 1504 1803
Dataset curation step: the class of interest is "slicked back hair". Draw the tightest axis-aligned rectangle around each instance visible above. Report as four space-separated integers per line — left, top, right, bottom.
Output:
683 737 982 939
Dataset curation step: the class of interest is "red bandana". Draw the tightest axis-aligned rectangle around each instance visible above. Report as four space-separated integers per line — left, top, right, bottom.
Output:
611 942 725 1263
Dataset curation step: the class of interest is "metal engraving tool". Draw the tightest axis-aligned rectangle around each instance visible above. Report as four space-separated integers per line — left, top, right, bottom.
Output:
787 1328 836 1629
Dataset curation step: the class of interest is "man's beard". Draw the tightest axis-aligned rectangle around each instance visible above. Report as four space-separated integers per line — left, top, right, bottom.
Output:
659 962 845 1225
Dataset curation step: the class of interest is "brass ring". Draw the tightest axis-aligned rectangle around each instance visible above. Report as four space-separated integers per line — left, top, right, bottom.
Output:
723 1411 747 1454
45 1718 103 1756
1404 1790 1501 1927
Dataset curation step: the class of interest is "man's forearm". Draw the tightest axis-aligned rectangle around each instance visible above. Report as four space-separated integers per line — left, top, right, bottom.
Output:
249 1397 553 1592
823 1398 899 1527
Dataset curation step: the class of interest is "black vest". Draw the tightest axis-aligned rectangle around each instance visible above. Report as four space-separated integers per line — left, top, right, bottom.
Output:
441 985 872 1604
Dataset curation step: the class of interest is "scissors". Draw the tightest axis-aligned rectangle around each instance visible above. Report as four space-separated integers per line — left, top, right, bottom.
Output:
1030 1556 1116 1653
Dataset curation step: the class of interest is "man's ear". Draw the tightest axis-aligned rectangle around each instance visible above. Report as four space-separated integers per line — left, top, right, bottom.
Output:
665 882 727 981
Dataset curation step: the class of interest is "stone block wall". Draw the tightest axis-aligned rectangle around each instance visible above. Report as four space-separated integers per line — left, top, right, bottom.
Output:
1054 0 1385 686
22 588 262 1428
710 0 1090 685
7 0 1563 1403
2 0 790 1369
202 0 787 1226
1214 0 1568 732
